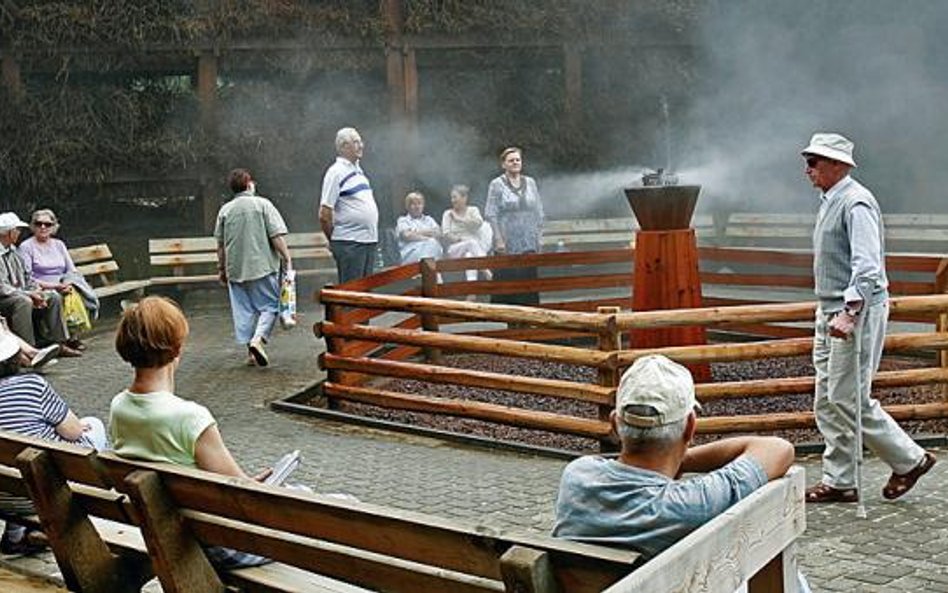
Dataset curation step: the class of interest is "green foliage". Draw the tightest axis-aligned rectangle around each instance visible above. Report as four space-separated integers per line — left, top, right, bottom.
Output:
0 1 701 222
0 78 205 213
1 0 383 49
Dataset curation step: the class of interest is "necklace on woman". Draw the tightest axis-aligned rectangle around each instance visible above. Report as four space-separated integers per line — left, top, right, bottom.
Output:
504 175 525 196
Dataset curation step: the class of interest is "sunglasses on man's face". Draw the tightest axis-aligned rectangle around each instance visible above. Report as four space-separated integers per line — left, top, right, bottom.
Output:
33 221 54 228
805 157 824 168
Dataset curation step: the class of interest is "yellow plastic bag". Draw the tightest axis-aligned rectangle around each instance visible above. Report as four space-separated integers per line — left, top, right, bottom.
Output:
63 290 92 333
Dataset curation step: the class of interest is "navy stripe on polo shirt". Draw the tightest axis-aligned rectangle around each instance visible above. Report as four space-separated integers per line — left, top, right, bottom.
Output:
339 171 360 187
339 183 371 197
0 373 69 442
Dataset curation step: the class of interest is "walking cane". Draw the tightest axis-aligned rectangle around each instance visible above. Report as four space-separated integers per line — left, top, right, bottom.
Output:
851 309 868 519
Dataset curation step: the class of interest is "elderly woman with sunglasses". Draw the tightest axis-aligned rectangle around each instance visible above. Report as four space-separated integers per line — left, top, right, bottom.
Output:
18 209 98 349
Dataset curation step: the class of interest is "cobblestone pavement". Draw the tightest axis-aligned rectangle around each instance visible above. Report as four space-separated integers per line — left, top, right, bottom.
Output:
1 294 947 591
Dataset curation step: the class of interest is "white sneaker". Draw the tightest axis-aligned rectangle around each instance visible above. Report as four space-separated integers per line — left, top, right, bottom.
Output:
248 339 269 367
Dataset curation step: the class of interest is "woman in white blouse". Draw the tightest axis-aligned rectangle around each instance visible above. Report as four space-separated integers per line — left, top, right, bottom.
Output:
441 185 492 282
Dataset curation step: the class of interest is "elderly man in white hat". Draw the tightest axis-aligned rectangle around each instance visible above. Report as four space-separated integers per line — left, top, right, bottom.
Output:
0 212 81 357
801 133 935 504
552 355 796 567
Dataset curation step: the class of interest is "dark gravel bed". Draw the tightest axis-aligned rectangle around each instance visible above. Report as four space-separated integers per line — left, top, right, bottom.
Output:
328 353 947 454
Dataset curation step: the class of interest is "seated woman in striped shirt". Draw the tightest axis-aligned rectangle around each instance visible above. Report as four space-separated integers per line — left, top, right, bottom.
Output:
0 329 106 555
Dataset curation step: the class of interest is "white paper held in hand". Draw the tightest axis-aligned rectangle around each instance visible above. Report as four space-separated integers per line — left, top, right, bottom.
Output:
265 449 301 486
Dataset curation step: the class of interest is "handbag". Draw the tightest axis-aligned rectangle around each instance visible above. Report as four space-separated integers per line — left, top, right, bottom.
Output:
279 268 297 329
63 290 93 332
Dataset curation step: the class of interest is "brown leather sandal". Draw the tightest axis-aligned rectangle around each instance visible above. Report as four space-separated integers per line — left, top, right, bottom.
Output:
805 483 858 503
883 452 936 500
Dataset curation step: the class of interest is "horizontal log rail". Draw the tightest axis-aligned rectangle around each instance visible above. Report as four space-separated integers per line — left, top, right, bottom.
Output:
460 248 635 271
698 367 948 402
435 273 632 298
323 383 611 439
698 245 945 273
434 249 635 272
616 302 816 330
700 272 813 289
436 269 934 300
616 332 948 367
325 385 948 438
336 316 423 358
380 344 423 362
321 354 614 405
614 294 948 331
320 289 612 331
465 328 602 343
317 322 614 368
698 402 948 434
335 289 423 326
334 262 419 292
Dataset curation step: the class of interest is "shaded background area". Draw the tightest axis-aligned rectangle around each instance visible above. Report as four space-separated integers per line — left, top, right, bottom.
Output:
1 0 945 277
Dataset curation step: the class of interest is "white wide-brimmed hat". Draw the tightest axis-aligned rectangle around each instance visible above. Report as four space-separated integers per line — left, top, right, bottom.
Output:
0 212 29 233
616 355 701 427
801 133 857 167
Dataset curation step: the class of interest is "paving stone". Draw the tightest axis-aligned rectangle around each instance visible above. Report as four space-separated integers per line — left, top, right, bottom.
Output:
871 564 916 580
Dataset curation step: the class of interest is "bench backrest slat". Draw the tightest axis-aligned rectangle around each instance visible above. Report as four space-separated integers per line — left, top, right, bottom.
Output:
75 260 120 277
69 243 114 265
181 511 502 593
149 233 334 283
0 430 112 489
98 453 635 591
148 237 218 253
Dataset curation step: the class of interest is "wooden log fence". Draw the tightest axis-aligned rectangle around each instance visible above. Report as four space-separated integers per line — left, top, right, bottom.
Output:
315 246 948 448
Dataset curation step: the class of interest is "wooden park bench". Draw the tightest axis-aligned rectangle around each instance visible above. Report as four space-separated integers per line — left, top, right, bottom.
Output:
67 243 150 300
148 232 336 288
0 428 806 593
542 215 717 252
724 211 948 253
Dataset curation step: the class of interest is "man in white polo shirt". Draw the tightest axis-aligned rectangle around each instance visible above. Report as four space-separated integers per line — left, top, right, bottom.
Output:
318 127 379 284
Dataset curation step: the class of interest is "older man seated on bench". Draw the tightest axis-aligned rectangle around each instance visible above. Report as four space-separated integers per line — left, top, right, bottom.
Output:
552 354 810 592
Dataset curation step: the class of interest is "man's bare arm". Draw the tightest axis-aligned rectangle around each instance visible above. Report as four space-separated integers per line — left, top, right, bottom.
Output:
680 436 793 480
216 243 227 284
270 234 292 269
319 205 334 240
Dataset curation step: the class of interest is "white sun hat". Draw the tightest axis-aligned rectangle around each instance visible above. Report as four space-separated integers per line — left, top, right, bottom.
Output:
801 132 857 167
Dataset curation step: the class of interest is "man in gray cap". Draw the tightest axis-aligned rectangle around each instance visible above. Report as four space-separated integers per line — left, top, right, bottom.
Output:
801 133 935 503
0 212 80 356
552 355 795 560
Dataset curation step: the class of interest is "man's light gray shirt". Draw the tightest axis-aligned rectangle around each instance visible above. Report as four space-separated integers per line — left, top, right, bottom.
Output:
552 455 766 560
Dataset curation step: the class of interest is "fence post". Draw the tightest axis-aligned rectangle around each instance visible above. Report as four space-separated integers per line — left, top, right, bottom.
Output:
322 298 347 407
935 259 948 398
420 258 444 364
597 306 621 453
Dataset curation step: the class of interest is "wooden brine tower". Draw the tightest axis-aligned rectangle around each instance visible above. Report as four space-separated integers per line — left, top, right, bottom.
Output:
625 170 710 381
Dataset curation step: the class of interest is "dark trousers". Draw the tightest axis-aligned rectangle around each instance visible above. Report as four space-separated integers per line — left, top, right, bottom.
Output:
330 240 377 285
0 291 68 346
